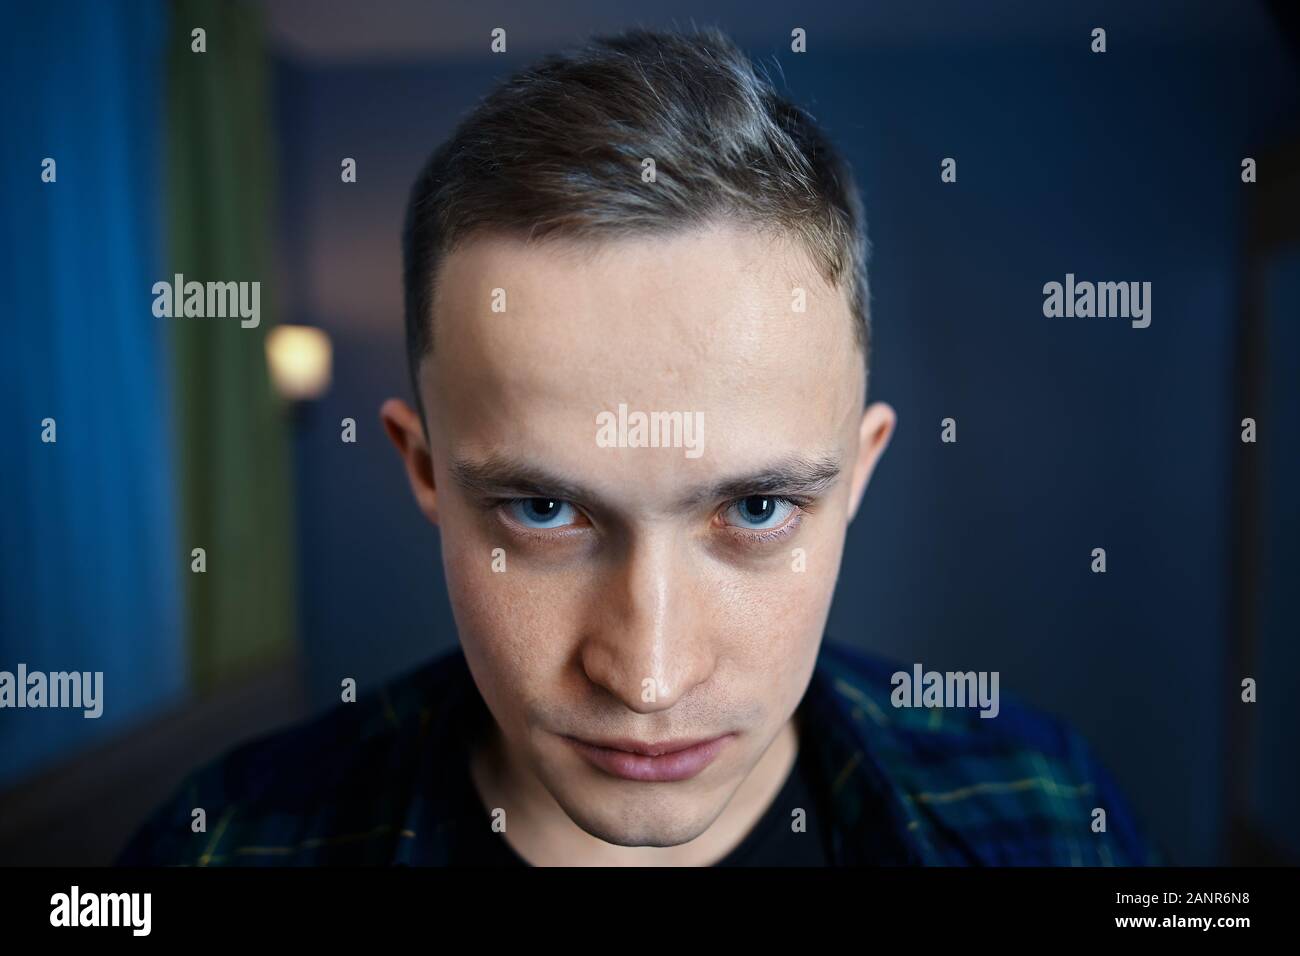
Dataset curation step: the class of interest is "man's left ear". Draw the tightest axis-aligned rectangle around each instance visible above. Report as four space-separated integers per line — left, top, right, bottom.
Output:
847 402 896 522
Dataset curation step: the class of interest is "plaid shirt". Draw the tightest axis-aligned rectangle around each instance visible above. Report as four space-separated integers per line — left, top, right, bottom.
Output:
116 639 1160 866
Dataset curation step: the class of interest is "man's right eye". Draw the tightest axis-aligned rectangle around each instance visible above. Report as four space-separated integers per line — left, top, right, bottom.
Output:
503 498 582 530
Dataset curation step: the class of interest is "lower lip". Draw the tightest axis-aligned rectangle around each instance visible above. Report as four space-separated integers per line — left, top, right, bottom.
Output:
567 735 734 782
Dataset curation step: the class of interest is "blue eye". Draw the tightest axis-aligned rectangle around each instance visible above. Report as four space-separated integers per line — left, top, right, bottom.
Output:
722 496 796 530
506 498 581 529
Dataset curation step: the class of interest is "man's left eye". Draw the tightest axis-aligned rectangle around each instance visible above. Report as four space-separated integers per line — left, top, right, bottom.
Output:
720 496 797 530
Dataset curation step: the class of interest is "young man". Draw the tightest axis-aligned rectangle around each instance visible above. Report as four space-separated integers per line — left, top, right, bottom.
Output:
120 28 1157 866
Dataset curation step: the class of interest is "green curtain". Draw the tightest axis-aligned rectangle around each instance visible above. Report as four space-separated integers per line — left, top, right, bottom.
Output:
167 0 296 690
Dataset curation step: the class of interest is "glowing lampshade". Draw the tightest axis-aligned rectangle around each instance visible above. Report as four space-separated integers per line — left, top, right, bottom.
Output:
266 325 332 401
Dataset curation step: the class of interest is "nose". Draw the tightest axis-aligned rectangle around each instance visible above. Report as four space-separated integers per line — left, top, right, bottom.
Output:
578 533 715 714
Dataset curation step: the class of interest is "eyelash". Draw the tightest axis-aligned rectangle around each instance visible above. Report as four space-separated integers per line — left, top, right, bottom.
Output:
495 498 591 543
715 496 808 542
494 496 810 544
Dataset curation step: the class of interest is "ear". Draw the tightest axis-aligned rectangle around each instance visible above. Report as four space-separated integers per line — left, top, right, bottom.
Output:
380 398 440 526
846 402 896 523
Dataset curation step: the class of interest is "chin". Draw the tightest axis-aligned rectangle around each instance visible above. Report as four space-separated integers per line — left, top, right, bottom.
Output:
555 787 728 849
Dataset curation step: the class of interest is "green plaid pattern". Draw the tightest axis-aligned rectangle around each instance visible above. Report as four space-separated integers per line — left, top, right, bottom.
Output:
117 639 1160 866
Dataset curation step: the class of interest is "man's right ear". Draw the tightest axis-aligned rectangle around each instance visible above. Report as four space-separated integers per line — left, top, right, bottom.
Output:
380 398 440 526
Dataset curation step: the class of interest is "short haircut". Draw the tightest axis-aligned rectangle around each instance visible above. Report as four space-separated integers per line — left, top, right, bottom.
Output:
401 26 870 419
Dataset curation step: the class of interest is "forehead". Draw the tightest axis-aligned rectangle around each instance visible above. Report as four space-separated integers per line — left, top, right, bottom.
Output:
423 223 864 492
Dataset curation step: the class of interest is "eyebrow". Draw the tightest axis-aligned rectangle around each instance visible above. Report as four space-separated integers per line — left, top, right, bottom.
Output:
449 453 842 511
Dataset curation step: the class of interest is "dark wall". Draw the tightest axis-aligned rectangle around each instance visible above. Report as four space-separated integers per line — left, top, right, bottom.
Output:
273 59 504 702
271 30 1300 866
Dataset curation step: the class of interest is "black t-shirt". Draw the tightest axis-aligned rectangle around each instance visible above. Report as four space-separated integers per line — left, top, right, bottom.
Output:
449 738 834 866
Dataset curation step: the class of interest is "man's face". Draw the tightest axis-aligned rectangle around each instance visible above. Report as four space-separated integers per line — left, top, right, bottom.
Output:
384 221 893 848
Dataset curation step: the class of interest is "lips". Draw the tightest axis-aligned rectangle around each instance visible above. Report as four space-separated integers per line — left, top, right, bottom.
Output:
566 733 734 782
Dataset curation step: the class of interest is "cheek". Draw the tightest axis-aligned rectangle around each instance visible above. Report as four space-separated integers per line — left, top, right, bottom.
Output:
715 567 834 659
707 523 844 680
439 513 587 708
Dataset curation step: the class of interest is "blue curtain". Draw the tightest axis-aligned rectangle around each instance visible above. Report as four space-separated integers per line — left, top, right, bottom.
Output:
0 1 184 787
